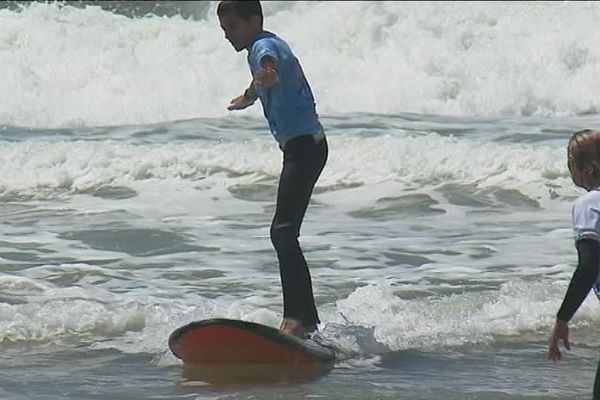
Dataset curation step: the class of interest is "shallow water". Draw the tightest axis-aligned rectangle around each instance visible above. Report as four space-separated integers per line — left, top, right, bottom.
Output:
1 112 599 400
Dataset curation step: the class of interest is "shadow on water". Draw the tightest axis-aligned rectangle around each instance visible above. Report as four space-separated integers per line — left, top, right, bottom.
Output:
348 193 446 220
59 228 218 257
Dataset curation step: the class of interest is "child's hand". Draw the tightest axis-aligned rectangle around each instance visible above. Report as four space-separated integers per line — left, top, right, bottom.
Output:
253 66 278 89
227 94 254 111
548 320 570 362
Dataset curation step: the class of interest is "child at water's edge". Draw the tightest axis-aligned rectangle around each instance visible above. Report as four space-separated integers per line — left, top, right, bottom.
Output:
549 129 600 398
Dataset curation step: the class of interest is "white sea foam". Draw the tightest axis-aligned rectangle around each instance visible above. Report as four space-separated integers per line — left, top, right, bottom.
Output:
2 271 593 358
0 269 278 351
2 2 600 128
0 133 573 204
331 278 600 352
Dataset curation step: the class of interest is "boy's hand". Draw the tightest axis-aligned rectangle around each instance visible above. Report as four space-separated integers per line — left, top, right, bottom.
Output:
253 66 278 89
227 94 254 111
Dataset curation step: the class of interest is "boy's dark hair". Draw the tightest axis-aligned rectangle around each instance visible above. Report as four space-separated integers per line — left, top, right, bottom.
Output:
217 1 263 25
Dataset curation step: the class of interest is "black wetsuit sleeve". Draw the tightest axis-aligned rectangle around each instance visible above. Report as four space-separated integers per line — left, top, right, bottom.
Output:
557 238 600 322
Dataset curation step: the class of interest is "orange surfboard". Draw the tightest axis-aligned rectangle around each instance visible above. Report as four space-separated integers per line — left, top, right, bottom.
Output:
168 318 337 384
169 318 336 364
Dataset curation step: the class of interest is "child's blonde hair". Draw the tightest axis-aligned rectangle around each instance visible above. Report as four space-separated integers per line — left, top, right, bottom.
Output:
568 129 600 189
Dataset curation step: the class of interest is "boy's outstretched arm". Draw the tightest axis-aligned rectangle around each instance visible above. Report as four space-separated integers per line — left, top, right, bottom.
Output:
227 56 278 111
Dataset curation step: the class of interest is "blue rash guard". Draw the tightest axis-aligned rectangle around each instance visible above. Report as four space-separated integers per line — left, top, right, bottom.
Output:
247 31 323 147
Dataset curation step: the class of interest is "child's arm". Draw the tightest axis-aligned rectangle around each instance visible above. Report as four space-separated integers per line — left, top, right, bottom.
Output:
227 56 278 111
557 239 600 322
549 239 600 361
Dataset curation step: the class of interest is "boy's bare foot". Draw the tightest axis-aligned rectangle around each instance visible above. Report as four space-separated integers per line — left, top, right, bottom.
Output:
280 318 306 339
304 324 317 336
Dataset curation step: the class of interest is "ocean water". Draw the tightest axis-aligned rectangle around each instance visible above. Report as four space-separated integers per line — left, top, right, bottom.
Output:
2 1 600 399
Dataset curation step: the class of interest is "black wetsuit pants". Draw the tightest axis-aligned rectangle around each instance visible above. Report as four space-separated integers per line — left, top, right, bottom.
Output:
270 133 328 329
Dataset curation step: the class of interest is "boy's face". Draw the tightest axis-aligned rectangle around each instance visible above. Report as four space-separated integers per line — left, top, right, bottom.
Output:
219 13 261 52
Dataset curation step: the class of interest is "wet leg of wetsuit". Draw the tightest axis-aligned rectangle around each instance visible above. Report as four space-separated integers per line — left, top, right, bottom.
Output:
270 134 328 329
